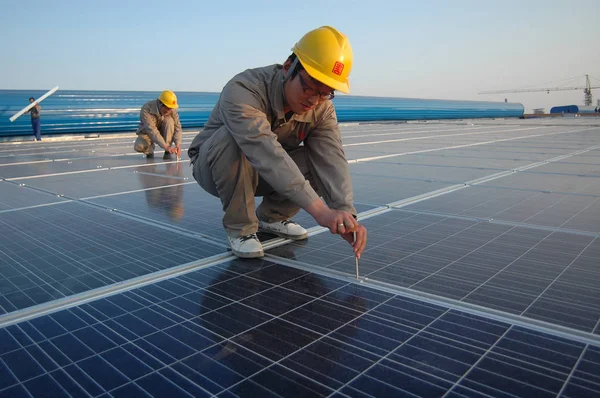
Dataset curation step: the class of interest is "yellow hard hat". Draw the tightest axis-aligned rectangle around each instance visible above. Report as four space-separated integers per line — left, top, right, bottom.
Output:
158 90 179 109
292 26 353 94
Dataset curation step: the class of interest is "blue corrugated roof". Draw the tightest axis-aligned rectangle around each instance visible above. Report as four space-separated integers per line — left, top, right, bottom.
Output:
1 90 524 137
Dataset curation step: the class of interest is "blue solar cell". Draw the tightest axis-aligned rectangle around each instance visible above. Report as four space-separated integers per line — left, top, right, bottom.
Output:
121 343 163 371
25 345 58 373
23 374 69 397
49 334 94 362
72 326 117 353
36 341 70 367
111 383 153 398
194 303 271 339
463 367 556 397
281 339 378 389
0 329 20 355
49 310 88 332
62 364 104 397
49 369 89 398
145 331 196 361
91 323 127 346
77 355 129 391
175 355 243 393
231 318 321 361
225 379 280 398
136 372 204 398
0 360 18 390
250 364 334 397
100 347 153 380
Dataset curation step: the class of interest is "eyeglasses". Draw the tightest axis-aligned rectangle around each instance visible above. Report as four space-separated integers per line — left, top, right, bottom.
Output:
297 73 335 101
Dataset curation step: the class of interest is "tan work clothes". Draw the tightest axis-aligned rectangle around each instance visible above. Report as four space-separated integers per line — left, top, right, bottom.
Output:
134 100 182 154
188 64 356 237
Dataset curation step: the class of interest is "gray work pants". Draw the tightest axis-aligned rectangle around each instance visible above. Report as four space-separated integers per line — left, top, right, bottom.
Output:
134 117 175 155
192 128 323 238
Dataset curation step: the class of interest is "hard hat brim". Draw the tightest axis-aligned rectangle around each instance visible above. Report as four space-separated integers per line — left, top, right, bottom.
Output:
299 59 350 94
159 100 179 109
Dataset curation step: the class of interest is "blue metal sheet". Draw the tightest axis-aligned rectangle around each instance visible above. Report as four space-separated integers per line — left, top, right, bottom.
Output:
550 105 579 114
0 90 524 137
335 96 524 122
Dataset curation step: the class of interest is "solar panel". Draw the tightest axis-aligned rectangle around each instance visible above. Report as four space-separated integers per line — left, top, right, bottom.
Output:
0 182 69 211
87 183 227 239
88 183 378 242
350 161 493 184
403 186 600 234
0 259 597 397
480 172 600 194
524 161 600 177
0 202 225 314
1 119 599 397
8 169 188 199
268 210 600 334
350 175 454 205
0 155 153 180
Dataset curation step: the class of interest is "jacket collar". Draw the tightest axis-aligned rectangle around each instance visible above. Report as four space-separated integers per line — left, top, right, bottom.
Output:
149 99 162 116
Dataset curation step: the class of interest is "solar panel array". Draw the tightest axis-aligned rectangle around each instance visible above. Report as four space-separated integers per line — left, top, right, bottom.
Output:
1 118 599 397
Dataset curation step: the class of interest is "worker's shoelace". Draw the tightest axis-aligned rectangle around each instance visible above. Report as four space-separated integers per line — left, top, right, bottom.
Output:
239 234 259 242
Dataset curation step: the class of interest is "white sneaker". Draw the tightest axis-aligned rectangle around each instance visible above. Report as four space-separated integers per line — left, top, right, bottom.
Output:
258 219 308 240
227 233 264 258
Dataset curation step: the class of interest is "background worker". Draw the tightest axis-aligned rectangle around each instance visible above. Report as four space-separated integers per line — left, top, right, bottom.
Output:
134 90 182 160
26 97 42 141
188 26 367 259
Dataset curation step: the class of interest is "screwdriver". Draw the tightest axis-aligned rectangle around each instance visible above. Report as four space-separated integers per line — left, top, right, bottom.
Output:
353 231 359 279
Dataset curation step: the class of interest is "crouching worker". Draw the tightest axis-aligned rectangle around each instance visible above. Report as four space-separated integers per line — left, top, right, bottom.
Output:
134 90 182 160
188 26 367 259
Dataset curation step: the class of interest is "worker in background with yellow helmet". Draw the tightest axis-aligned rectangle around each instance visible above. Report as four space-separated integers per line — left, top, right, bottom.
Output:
188 26 367 259
134 90 182 160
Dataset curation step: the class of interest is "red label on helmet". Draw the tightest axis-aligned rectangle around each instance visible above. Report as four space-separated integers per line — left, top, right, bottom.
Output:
332 61 344 76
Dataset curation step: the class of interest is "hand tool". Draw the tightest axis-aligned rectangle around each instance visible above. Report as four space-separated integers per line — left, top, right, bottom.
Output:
353 231 359 279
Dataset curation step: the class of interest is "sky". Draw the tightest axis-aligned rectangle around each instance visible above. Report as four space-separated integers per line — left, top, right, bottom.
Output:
1 0 599 113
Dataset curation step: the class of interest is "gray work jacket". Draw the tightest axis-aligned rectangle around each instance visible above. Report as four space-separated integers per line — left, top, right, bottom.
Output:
189 64 356 214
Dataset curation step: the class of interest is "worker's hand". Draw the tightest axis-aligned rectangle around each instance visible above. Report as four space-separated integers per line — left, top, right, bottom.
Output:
176 145 182 157
316 209 358 235
341 224 367 259
167 146 178 154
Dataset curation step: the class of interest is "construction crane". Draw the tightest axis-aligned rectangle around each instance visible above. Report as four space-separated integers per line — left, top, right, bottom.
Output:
479 74 600 106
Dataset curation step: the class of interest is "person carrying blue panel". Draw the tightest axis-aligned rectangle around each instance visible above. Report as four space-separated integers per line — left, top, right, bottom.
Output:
188 26 367 259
